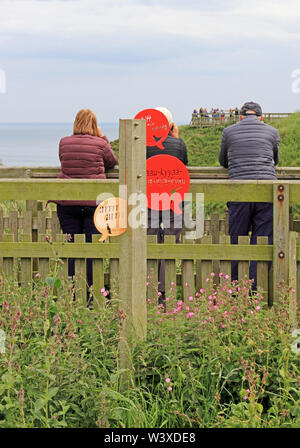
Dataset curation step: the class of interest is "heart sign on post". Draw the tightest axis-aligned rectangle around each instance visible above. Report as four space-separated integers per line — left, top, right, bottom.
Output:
134 108 169 149
94 197 127 242
146 155 190 214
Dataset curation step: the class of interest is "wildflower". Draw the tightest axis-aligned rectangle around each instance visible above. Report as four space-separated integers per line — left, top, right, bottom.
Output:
165 297 170 301
185 306 190 311
225 274 230 279
35 273 40 278
256 306 260 311
243 395 248 401
228 289 233 294
200 289 204 294
222 287 226 292
221 323 225 328
171 282 175 286
186 312 194 318
188 296 193 301
78 319 82 324
146 282 150 286
157 311 161 315
219 272 223 278
246 389 250 393
45 235 51 242
146 298 151 303
158 292 162 296
53 415 57 419
241 318 246 323
166 312 170 316
211 272 215 277
205 278 210 283
213 305 219 310
168 386 172 392
165 377 171 383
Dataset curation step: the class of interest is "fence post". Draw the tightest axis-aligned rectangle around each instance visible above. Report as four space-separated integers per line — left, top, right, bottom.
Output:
273 183 289 302
118 119 147 374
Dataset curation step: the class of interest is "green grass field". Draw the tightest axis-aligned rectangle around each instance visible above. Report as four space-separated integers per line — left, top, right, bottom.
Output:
111 112 300 167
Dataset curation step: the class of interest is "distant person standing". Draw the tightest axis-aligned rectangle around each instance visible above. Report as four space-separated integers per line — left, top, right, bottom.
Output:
219 101 280 290
55 109 118 305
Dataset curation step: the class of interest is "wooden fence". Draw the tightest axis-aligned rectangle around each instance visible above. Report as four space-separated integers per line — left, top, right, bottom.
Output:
0 120 300 354
189 112 293 127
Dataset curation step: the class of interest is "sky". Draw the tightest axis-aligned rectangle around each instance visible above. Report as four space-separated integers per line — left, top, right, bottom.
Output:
0 0 300 124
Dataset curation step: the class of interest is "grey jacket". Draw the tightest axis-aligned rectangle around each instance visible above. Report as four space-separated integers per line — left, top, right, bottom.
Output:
219 115 280 179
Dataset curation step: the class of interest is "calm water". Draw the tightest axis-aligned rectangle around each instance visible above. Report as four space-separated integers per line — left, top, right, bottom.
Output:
0 122 119 166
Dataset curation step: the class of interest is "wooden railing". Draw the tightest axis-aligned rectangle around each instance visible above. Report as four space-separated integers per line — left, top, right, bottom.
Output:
189 112 293 127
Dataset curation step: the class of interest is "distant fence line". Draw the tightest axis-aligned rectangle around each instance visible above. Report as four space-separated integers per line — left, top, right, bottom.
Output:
189 112 293 127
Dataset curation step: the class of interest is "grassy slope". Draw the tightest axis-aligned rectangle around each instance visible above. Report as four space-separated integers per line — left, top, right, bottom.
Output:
111 112 300 167
178 112 300 167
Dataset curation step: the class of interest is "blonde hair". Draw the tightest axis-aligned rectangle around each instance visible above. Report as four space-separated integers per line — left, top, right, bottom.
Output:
73 109 99 136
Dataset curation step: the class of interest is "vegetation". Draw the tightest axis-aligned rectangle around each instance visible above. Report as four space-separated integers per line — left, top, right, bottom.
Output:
0 267 299 428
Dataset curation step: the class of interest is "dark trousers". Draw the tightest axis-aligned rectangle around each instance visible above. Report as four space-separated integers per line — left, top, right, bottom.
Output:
228 202 273 290
57 205 100 288
147 209 183 294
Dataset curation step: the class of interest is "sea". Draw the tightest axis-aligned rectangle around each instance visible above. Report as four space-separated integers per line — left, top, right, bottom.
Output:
0 122 119 166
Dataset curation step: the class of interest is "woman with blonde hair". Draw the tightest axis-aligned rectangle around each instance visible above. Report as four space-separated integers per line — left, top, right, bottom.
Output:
55 109 118 305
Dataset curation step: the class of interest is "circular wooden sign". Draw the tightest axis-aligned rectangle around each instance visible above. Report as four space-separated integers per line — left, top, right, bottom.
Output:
94 197 127 242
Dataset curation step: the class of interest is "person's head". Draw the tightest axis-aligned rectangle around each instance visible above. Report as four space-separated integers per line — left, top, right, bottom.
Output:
73 109 99 136
155 106 174 130
240 102 263 121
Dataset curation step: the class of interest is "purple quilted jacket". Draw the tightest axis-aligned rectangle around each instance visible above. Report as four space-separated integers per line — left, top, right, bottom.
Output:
54 134 118 206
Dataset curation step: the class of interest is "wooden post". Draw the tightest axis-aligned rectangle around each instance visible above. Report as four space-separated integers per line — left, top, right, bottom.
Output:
118 119 147 374
273 183 289 301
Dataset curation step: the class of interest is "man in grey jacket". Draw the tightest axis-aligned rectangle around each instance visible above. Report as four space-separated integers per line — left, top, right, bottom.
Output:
219 101 280 290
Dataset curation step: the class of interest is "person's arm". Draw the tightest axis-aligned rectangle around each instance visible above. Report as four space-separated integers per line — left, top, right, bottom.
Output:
219 130 228 168
97 126 118 169
273 130 280 165
181 139 188 165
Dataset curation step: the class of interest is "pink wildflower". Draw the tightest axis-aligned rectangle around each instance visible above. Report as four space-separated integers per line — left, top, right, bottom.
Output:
35 273 40 278
256 306 260 311
168 386 172 392
188 296 193 301
225 274 230 279
219 272 223 278
211 272 215 277
166 377 171 383
228 289 233 294
205 278 210 283
243 395 248 401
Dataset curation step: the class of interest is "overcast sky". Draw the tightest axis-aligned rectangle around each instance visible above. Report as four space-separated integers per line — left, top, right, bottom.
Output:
0 0 300 123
